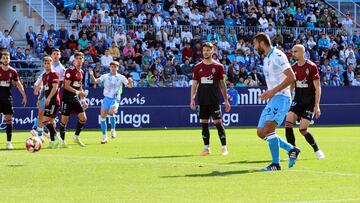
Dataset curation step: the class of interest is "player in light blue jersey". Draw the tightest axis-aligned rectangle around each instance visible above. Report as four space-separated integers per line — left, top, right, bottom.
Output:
253 33 301 171
89 61 133 144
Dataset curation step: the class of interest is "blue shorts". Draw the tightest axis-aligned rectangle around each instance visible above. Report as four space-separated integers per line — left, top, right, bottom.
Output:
257 95 291 128
39 97 46 110
101 97 120 112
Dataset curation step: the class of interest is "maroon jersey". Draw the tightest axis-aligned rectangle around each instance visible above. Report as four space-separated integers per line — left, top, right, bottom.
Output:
292 60 320 104
193 61 225 105
62 66 84 101
42 71 60 105
0 66 19 102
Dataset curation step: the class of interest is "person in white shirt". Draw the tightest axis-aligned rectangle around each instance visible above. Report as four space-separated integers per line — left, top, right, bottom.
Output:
265 25 276 39
97 26 107 41
217 35 231 54
88 61 133 144
306 11 317 23
181 26 193 41
342 14 354 29
98 4 107 19
114 27 126 48
101 49 113 68
82 12 92 25
352 74 360 86
156 27 168 42
152 12 163 29
101 11 112 25
137 9 147 24
252 32 299 171
306 36 317 50
1 30 13 48
258 13 269 29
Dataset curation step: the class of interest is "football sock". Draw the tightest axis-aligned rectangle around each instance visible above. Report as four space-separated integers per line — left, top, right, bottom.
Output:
32 117 38 130
100 118 107 137
110 116 115 130
60 122 66 141
300 129 319 152
37 127 43 137
265 132 280 164
46 123 56 142
201 123 210 146
6 123 13 142
278 135 293 152
285 121 296 146
215 123 226 146
75 121 85 136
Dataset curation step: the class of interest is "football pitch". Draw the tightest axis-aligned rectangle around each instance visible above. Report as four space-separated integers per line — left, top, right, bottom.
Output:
0 127 359 203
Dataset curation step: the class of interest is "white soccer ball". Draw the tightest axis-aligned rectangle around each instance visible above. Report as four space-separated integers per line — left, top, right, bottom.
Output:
25 136 43 153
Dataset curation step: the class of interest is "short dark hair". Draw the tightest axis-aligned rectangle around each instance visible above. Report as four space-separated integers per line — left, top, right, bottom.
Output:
202 42 214 49
253 32 271 47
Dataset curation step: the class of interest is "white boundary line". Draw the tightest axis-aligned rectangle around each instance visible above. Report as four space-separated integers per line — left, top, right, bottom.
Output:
276 197 360 203
6 153 360 177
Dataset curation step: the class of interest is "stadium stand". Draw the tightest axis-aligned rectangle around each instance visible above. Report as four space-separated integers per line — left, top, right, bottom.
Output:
2 0 360 87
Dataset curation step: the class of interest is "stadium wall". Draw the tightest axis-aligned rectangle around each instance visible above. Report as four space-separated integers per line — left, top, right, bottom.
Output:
7 87 360 130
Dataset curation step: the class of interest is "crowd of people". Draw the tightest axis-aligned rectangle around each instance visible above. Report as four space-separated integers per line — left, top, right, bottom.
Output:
4 0 360 87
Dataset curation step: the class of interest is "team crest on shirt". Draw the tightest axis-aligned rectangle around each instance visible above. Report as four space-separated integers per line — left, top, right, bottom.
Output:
66 73 71 78
9 73 12 78
212 68 216 74
199 69 203 72
305 68 309 75
0 73 2 77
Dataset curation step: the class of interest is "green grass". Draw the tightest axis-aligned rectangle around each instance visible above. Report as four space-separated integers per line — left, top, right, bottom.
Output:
0 127 359 203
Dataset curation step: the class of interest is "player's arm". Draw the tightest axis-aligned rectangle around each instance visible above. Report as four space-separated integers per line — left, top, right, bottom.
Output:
190 79 198 110
15 81 27 107
45 82 59 106
34 74 43 95
219 76 230 112
313 78 321 119
88 67 101 84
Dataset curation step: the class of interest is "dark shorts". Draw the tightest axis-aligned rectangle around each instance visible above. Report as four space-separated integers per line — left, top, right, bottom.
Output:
198 105 222 120
289 100 314 121
0 101 13 115
44 101 59 118
61 99 84 116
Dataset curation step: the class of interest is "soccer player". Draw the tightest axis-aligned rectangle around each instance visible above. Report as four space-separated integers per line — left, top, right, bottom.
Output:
88 61 133 144
253 33 301 171
51 49 66 86
190 42 231 156
0 52 27 149
59 52 88 147
39 56 61 148
285 45 325 159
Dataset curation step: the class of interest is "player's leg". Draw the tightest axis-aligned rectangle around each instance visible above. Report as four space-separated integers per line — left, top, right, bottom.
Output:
284 111 298 146
199 105 211 156
100 108 108 144
74 111 87 147
108 100 119 139
4 114 14 149
212 105 227 155
299 118 325 159
60 100 70 145
43 116 57 148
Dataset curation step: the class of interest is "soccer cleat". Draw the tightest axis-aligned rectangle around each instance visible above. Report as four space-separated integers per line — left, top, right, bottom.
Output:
111 130 116 139
315 150 325 160
6 142 14 150
101 137 108 144
200 148 211 156
30 129 37 136
59 141 70 148
288 147 301 168
47 142 57 149
261 163 281 171
74 136 86 147
221 147 228 156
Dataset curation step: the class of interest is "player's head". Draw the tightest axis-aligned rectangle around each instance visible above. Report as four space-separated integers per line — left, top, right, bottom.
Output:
109 61 119 74
202 42 214 60
74 52 84 68
43 56 53 72
51 48 61 63
253 33 271 55
292 44 305 61
1 52 10 66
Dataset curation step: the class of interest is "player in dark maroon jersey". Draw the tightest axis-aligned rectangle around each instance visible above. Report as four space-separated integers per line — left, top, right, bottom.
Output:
59 52 88 147
0 52 27 149
39 56 61 148
190 42 231 156
285 45 325 159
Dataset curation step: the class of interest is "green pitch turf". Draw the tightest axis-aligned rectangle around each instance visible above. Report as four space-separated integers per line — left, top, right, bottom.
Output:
0 127 359 203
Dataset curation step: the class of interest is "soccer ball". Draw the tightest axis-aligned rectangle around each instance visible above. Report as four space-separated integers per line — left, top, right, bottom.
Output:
25 136 43 152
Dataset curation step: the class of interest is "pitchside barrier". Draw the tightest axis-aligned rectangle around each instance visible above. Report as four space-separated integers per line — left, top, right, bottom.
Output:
5 87 360 130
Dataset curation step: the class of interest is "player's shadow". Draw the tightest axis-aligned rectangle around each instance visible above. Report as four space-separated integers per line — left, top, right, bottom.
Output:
228 160 272 164
0 148 26 151
128 155 196 159
162 169 260 178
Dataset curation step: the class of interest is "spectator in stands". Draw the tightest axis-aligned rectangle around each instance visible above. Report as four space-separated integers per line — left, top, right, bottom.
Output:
330 74 342 86
34 34 45 58
265 24 276 39
38 25 48 41
1 30 13 49
26 26 36 48
78 33 89 50
109 42 120 61
181 42 193 63
227 82 239 106
352 74 360 86
44 40 55 56
12 47 25 69
342 13 354 29
57 24 69 44
343 64 355 86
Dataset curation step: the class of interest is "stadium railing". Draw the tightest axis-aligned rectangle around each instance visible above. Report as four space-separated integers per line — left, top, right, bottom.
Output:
58 24 355 39
11 59 43 87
